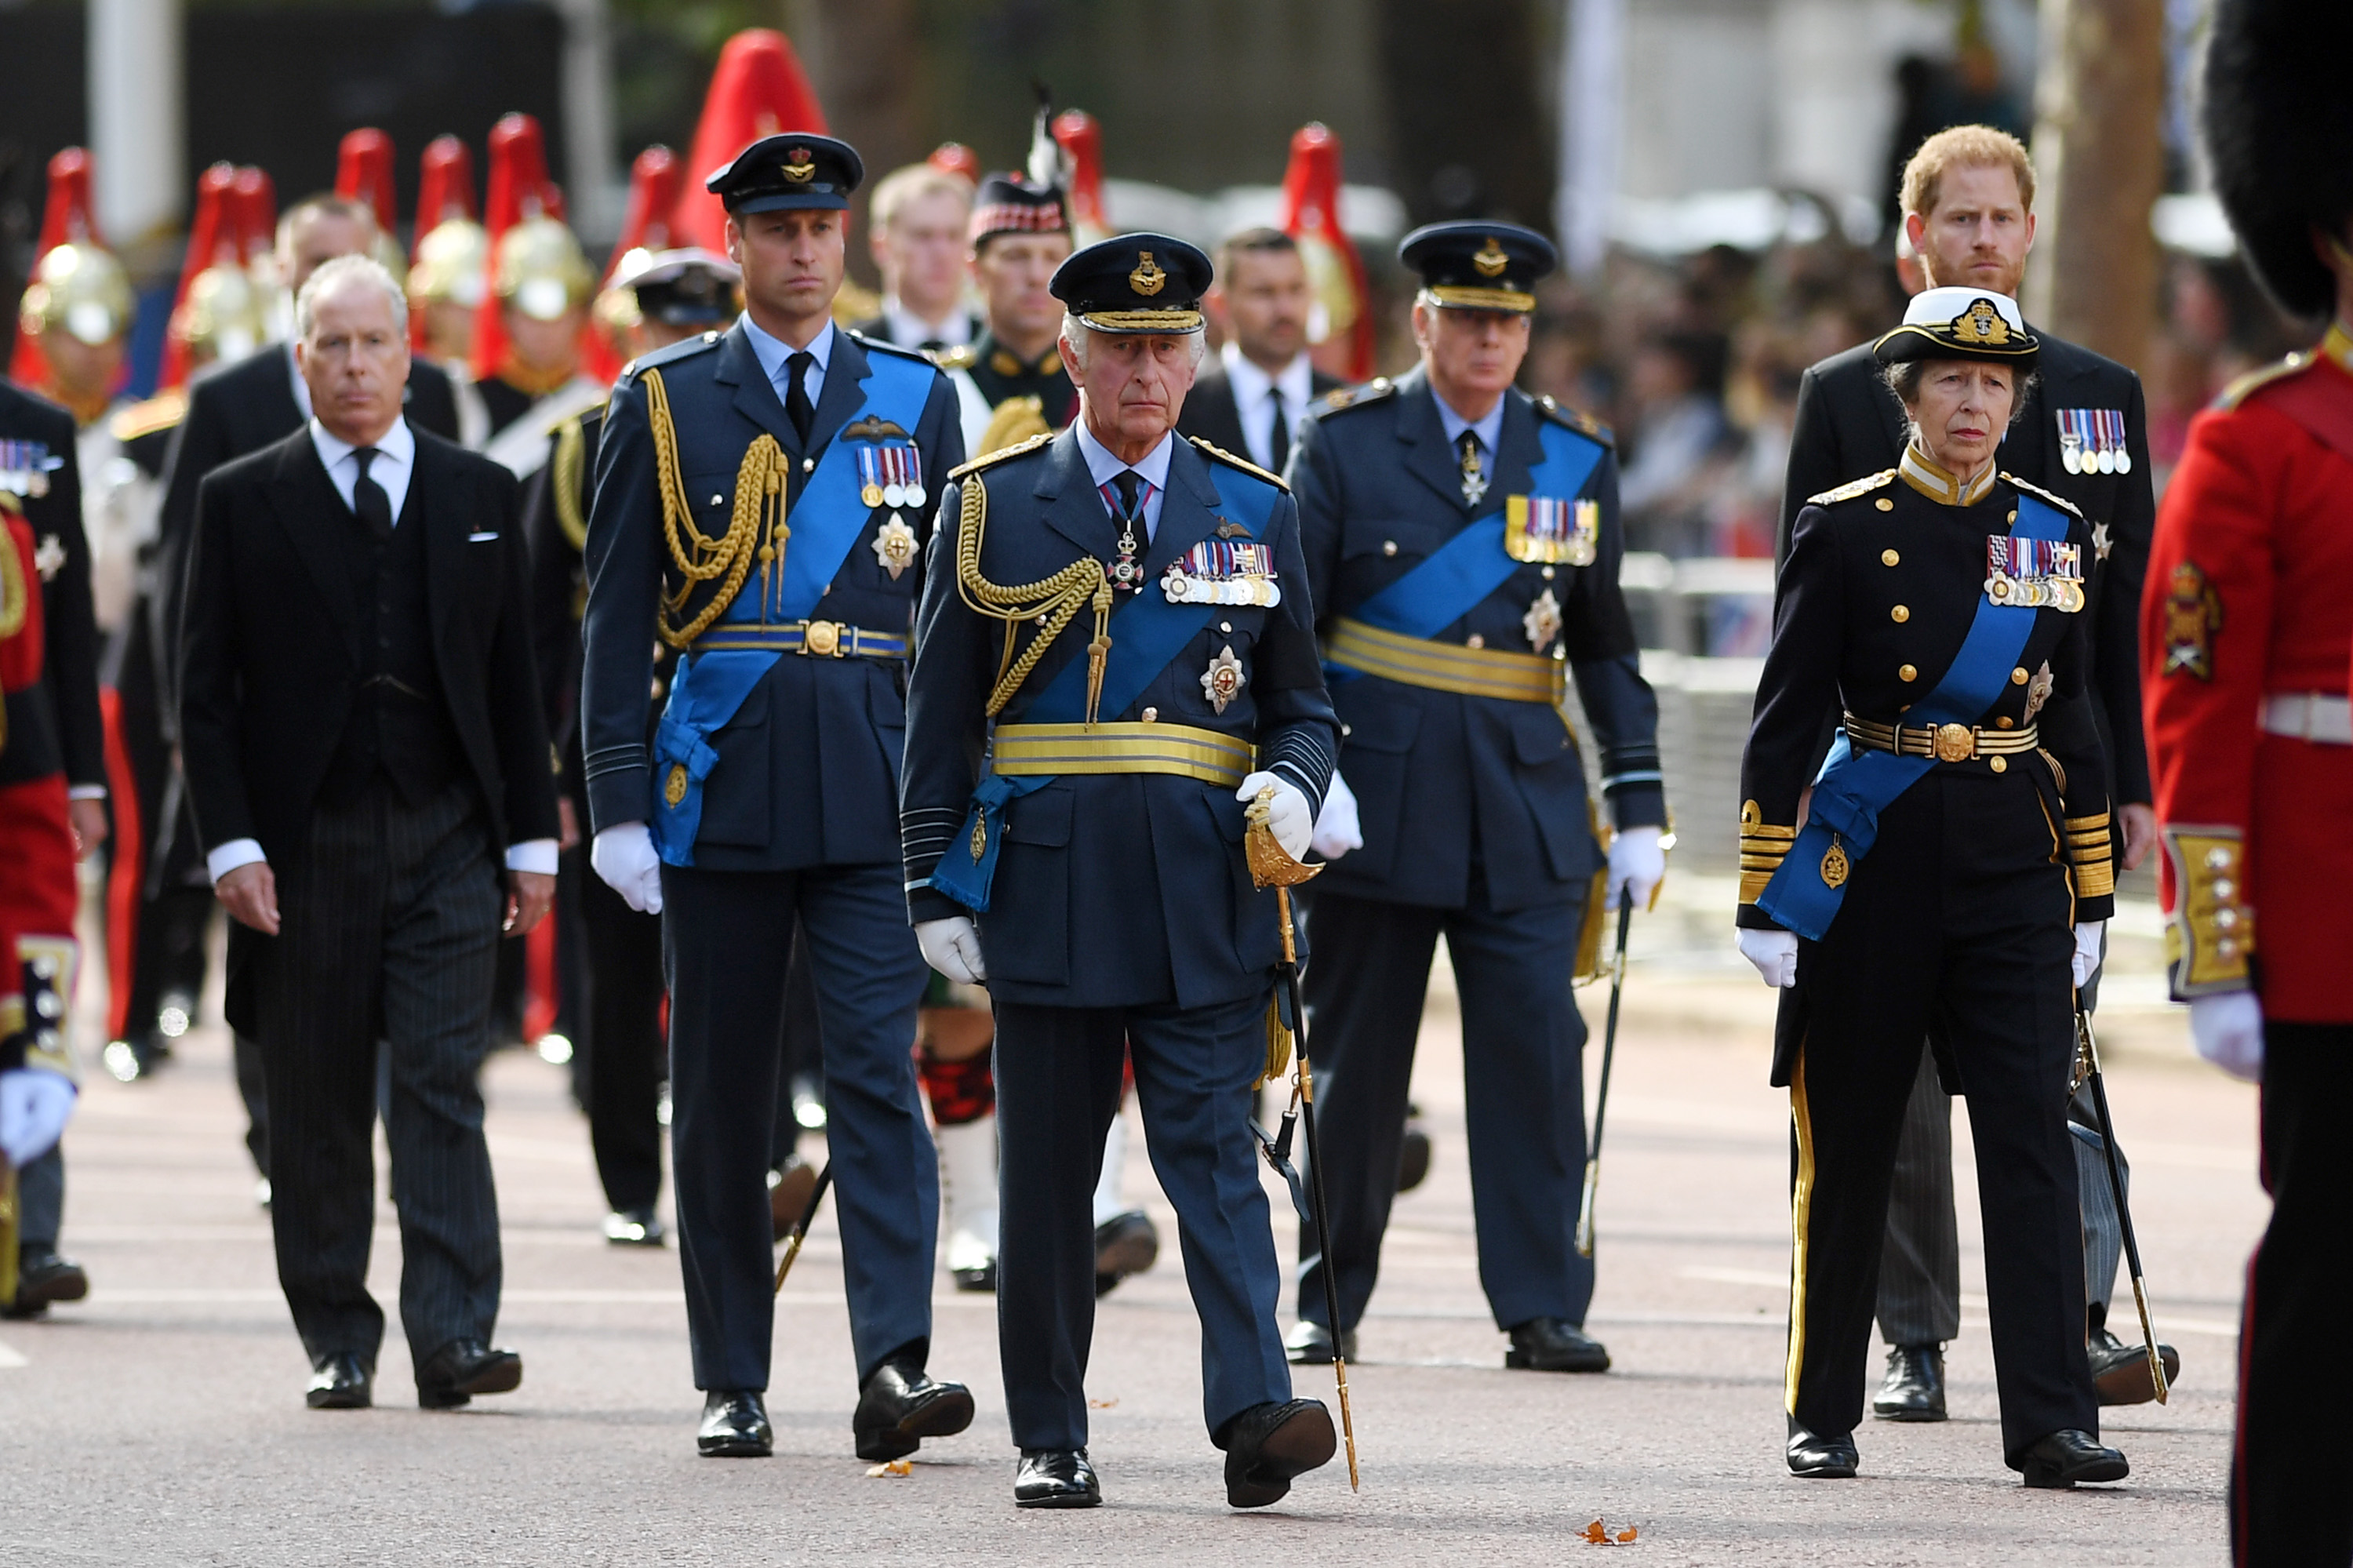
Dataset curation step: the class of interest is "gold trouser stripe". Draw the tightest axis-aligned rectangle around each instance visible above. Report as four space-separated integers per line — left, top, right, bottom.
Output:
1785 1049 1816 1417
1327 617 1563 704
991 722 1255 788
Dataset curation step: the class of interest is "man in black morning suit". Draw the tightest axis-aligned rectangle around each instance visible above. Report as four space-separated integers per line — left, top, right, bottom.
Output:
1286 224 1667 1374
1777 126 2173 1419
1177 228 1343 475
901 234 1343 1512
578 134 975 1464
176 256 558 1411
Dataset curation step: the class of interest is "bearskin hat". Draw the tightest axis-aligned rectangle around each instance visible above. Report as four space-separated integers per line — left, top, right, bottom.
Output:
2204 0 2353 319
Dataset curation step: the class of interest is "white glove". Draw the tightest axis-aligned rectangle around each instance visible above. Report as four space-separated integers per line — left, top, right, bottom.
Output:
2190 991 2264 1082
1236 771 1314 862
591 821 664 915
0 1066 77 1167
2071 920 2106 988
1606 825 1667 911
1310 770 1363 860
917 916 987 985
1739 929 1798 989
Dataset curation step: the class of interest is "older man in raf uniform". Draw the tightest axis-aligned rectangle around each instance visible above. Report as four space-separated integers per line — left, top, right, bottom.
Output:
579 133 973 1464
902 235 1342 1512
1286 223 1667 1372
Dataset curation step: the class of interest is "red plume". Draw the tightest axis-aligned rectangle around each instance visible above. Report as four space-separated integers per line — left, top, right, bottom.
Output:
413 135 478 248
606 146 684 282
672 29 827 253
1050 111 1107 243
9 148 106 386
155 164 241 392
471 112 568 380
231 166 276 271
334 128 399 235
1278 123 1373 380
929 143 982 184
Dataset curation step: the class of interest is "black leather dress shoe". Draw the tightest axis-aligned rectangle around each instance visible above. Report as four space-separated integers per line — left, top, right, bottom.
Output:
1014 1447 1100 1508
952 1260 997 1293
853 1355 975 1461
1093 1210 1159 1297
2019 1428 2129 1489
1871 1343 1947 1422
1284 1319 1358 1366
2 1250 89 1318
415 1338 522 1410
1218 1398 1337 1508
698 1390 773 1457
1505 1317 1610 1372
1397 1105 1432 1194
2089 1326 2180 1406
1787 1417 1859 1478
306 1352 373 1410
602 1206 666 1246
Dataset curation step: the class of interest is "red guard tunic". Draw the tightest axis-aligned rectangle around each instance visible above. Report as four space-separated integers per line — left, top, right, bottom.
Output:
2142 324 2353 1020
0 496 80 1077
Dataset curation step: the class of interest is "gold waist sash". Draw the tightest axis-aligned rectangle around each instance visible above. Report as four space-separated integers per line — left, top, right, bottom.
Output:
1326 617 1563 704
991 722 1255 788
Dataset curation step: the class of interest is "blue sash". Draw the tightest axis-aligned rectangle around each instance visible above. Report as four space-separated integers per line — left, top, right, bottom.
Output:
1347 417 1605 641
650 350 935 864
928 459 1283 912
1756 492 2071 940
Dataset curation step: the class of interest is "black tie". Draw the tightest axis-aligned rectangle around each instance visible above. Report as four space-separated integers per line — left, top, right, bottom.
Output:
786 351 815 446
1267 391 1291 474
1113 470 1144 527
351 446 393 541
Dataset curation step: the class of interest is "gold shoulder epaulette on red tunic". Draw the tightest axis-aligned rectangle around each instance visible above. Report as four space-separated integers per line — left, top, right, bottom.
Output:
2216 351 2321 412
2064 810 2115 900
1739 799 1796 905
2161 824 2253 996
1806 468 1897 508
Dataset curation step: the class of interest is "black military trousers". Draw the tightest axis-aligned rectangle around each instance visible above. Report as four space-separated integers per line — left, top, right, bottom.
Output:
994 992 1290 1450
661 861 934 1394
1299 879 1591 1336
1784 775 2097 1465
2233 1020 2353 1566
575 844 667 1214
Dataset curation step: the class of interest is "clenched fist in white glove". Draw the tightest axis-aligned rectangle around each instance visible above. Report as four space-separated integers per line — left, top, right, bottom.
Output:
2071 920 2106 989
2191 991 2264 1082
0 1066 76 1167
917 916 987 985
1739 929 1799 989
1311 770 1363 861
1606 825 1667 911
1237 771 1314 861
591 821 664 915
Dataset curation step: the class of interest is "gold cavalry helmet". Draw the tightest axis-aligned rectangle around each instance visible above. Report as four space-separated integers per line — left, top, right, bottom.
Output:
19 242 135 347
410 217 490 309
176 260 266 366
493 216 596 322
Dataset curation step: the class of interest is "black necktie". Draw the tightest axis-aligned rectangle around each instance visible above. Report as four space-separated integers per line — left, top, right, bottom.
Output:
1113 470 1144 529
786 351 815 445
351 446 393 541
1267 391 1291 474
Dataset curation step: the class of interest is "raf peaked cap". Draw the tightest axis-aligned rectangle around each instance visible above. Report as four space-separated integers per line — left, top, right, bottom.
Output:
706 133 864 214
1050 233 1212 333
613 247 741 326
1873 287 2040 369
1398 221 1557 313
970 173 1070 246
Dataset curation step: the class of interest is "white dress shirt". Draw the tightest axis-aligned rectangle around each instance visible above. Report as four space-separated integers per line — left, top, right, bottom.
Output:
1432 386 1508 461
205 413 558 882
1220 341 1315 473
881 299 975 351
1074 422 1176 544
742 314 835 417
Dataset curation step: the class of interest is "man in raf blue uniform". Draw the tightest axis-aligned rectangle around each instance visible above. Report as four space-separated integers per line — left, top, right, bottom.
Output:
900 234 1343 1511
1286 222 1667 1372
579 133 974 1463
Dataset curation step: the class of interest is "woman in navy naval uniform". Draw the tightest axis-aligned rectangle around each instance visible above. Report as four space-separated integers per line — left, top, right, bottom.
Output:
1737 287 2125 1488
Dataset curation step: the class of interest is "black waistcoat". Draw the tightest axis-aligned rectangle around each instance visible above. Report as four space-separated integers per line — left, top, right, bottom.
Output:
318 481 464 806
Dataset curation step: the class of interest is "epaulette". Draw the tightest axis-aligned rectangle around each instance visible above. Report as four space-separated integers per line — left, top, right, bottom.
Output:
850 330 942 367
108 389 186 443
2216 351 2318 412
947 430 1052 480
1318 375 1396 413
1533 392 1614 448
930 344 980 373
617 329 723 386
1187 436 1289 492
1807 468 1897 506
2001 471 2085 519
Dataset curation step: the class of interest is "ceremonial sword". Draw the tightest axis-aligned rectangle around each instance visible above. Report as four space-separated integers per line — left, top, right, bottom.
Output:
2075 1008 2169 1403
773 1161 835 1294
1575 899 1635 1259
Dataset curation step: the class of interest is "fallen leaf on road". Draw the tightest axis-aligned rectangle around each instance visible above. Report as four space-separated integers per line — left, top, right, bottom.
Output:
864 1460 913 1478
1088 1398 1119 1409
1584 1521 1609 1544
1581 1519 1640 1545
1617 1527 1638 1543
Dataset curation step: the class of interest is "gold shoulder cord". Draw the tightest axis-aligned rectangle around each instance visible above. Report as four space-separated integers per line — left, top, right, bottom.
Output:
644 368 794 648
954 472 1115 723
551 417 589 552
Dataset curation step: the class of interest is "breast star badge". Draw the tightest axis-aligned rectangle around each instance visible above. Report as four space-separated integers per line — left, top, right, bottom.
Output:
2092 521 2113 563
2024 660 2055 720
1200 644 1247 715
871 518 918 580
1522 587 1562 650
33 533 64 581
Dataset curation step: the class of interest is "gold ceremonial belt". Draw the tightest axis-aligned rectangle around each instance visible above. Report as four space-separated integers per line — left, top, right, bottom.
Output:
693 620 911 660
1844 713 2040 762
991 722 1255 788
1326 617 1563 704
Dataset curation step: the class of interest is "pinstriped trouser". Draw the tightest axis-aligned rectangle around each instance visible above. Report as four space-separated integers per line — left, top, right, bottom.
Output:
255 780 504 1372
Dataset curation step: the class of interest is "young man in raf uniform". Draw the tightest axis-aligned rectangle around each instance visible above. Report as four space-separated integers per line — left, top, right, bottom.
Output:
900 234 1343 1511
579 133 974 1464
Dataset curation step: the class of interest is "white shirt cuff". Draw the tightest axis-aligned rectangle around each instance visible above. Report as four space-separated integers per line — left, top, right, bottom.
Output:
207 839 267 883
67 784 107 801
505 839 559 876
